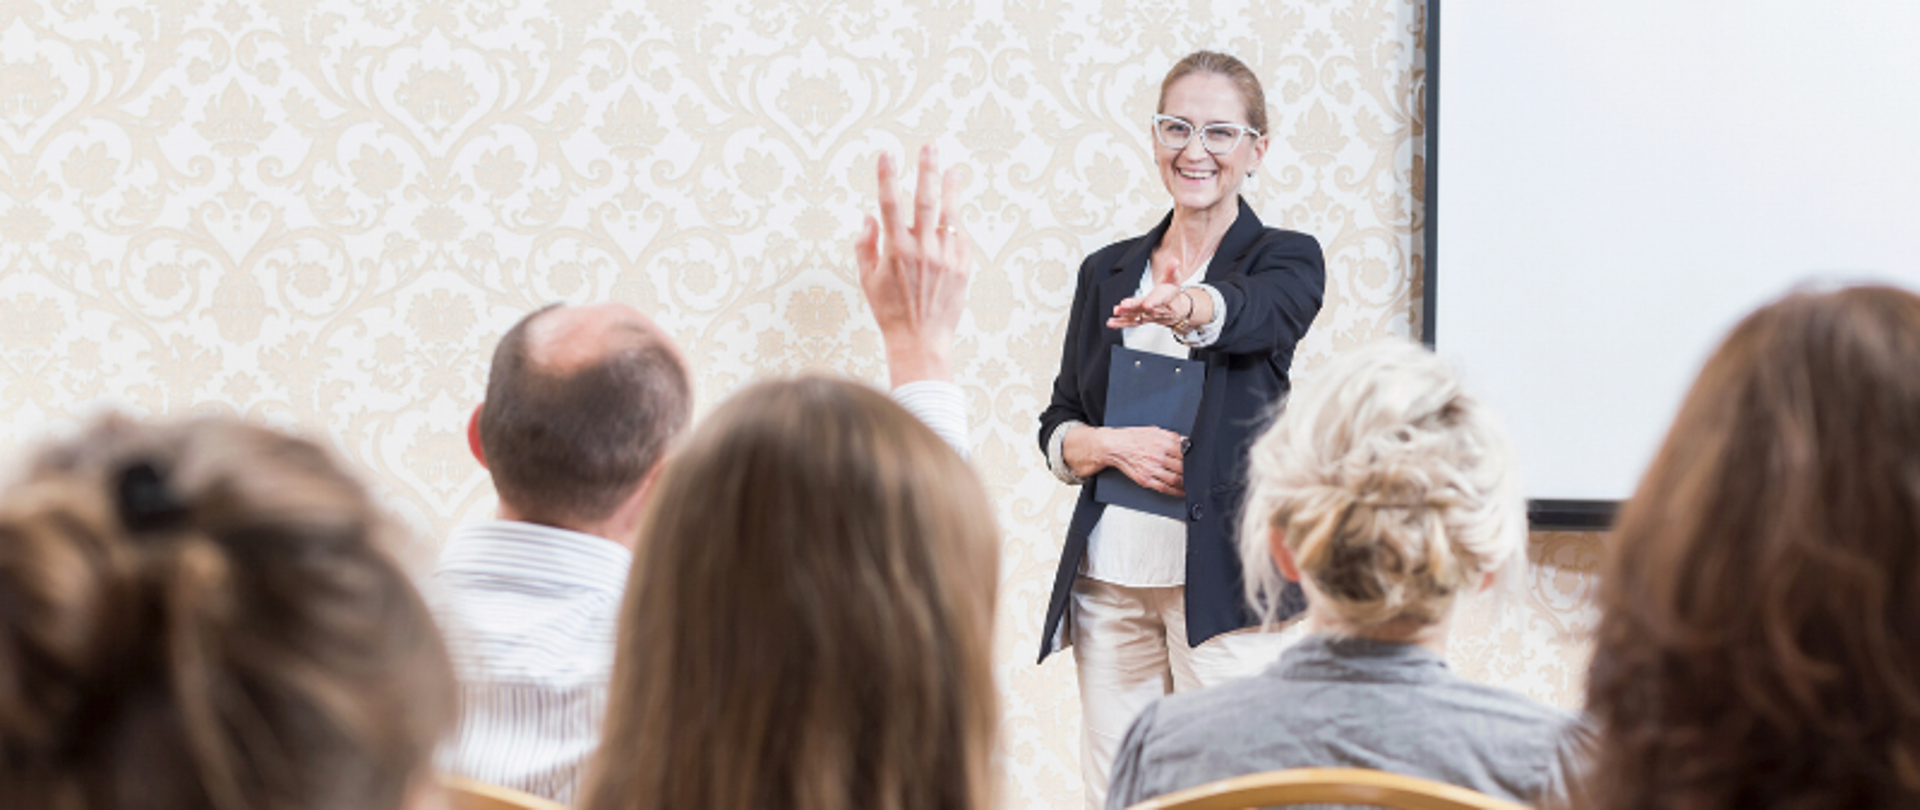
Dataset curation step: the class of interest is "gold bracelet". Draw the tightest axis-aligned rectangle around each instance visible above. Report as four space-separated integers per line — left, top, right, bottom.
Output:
1171 290 1197 334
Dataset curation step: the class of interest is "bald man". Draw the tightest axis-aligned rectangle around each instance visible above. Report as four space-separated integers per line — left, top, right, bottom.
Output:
429 302 694 804
432 146 973 803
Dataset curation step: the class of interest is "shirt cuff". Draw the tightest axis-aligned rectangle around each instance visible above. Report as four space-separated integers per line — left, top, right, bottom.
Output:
891 380 969 460
1175 283 1227 347
1046 420 1087 485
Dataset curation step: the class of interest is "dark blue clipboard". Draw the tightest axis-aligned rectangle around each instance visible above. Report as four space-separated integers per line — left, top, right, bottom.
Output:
1094 346 1205 520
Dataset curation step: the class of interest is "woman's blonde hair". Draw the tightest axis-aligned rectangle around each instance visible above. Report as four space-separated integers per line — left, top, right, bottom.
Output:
0 416 454 810
581 376 1001 810
1238 339 1524 630
1159 50 1270 134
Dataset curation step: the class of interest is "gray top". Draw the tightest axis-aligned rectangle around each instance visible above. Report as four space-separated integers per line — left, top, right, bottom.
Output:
1106 634 1593 809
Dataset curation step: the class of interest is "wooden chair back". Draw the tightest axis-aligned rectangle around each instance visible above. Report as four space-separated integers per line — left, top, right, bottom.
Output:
440 774 572 810
1125 767 1534 810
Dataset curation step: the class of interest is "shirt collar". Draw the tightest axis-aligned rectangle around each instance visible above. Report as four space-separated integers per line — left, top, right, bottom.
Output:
1272 633 1453 685
434 519 632 598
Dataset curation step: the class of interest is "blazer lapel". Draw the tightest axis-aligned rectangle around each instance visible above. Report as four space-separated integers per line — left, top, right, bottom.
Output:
1202 197 1265 285
1096 212 1172 347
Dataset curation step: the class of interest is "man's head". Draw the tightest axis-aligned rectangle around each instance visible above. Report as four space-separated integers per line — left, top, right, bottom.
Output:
472 303 692 533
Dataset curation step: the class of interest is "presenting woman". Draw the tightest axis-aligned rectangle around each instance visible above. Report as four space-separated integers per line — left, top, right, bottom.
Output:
1036 50 1325 808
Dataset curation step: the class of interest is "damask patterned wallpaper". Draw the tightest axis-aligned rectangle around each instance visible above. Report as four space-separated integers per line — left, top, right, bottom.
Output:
0 1 1600 807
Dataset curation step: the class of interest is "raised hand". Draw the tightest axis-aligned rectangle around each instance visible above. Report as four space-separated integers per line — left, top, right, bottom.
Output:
856 145 971 385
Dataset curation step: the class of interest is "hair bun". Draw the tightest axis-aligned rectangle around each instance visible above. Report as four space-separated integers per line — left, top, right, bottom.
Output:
1239 340 1523 631
116 460 191 533
0 482 146 756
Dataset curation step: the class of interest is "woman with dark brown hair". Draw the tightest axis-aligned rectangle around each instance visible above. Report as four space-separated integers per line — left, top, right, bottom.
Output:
0 417 455 810
1585 285 1920 809
577 376 1001 810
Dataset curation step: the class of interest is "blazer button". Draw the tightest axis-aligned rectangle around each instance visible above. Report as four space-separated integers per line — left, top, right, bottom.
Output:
1189 503 1205 521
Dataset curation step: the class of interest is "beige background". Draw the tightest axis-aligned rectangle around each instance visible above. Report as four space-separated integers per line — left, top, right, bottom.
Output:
0 1 1600 807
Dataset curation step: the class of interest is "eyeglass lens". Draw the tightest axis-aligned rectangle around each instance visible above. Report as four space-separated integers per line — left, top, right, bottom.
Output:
1154 117 1248 154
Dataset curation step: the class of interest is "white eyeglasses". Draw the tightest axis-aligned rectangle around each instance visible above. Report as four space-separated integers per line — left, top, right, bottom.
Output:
1152 114 1261 155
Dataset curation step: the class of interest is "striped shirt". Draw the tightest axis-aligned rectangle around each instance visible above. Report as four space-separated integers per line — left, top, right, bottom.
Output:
430 520 628 804
426 381 968 803
890 379 969 459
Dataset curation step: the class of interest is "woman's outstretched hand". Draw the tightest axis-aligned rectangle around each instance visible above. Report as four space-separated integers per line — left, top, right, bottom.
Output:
856 145 971 385
1108 256 1211 332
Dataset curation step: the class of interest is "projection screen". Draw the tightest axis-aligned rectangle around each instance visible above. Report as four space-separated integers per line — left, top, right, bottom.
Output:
1428 0 1920 527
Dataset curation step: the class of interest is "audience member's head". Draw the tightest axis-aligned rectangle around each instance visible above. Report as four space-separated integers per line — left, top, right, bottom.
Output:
1585 285 1920 809
0 416 453 810
1239 339 1525 638
472 302 692 537
581 376 1000 810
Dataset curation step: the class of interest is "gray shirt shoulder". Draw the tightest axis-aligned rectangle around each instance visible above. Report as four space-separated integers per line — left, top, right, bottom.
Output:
1106 635 1592 809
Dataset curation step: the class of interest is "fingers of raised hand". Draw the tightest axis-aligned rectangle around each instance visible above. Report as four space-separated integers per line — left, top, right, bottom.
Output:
939 165 967 269
946 224 970 277
855 215 880 276
876 152 904 238
912 144 939 242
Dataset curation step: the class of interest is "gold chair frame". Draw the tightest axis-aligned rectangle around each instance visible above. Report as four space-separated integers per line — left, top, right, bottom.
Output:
1125 767 1534 810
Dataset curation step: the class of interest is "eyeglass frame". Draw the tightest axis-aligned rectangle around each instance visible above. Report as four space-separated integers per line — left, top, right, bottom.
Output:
1151 113 1262 155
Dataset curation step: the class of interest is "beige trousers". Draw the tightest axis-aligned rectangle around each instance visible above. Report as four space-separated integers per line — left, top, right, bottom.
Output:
1070 576 1300 810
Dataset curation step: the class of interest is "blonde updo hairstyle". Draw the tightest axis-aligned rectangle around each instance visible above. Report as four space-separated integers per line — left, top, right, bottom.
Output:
0 417 453 810
1239 339 1525 631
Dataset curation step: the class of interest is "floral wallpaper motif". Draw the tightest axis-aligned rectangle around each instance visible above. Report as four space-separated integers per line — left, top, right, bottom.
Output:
0 1 1600 806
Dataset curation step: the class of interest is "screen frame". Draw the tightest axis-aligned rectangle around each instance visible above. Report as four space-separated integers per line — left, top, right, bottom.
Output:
1422 0 1618 531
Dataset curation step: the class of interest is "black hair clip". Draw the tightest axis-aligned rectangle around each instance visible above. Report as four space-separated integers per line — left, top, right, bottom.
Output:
116 460 189 533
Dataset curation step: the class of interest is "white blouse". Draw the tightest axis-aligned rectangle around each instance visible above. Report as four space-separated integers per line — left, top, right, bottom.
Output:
1048 260 1225 587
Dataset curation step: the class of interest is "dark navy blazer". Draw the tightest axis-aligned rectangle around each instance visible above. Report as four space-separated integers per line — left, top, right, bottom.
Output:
1036 197 1324 663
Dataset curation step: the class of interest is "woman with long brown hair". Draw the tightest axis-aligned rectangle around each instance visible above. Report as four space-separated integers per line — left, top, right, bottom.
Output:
1585 285 1920 809
578 376 1001 810
0 416 455 810
579 147 996 810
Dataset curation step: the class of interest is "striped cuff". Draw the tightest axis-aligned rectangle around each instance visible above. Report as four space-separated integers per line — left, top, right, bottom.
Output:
1046 420 1087 485
891 380 969 460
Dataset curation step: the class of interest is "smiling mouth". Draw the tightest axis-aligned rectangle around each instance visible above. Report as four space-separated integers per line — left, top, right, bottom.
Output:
1177 168 1216 180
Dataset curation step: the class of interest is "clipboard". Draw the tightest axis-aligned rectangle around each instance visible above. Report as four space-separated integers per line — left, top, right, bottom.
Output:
1094 346 1205 520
